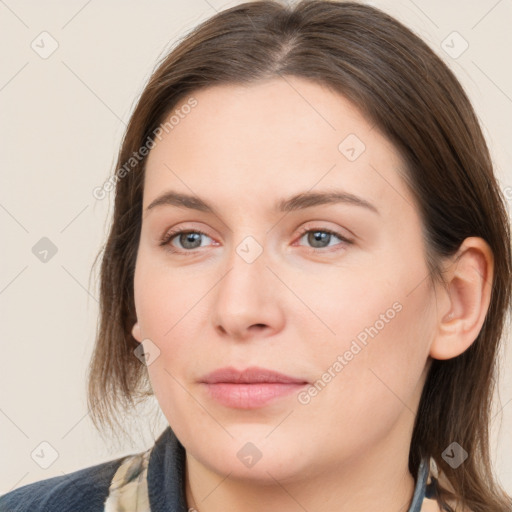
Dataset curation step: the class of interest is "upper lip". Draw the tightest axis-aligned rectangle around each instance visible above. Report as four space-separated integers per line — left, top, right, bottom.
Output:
200 366 308 384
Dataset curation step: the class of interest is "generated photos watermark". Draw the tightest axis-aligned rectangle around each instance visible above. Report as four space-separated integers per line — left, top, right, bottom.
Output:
92 96 198 200
298 300 403 405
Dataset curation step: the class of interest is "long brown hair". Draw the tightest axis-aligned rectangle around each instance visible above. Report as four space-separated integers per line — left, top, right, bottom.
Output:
87 1 512 510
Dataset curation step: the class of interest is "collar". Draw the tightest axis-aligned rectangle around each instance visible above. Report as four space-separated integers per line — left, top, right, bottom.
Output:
103 426 441 512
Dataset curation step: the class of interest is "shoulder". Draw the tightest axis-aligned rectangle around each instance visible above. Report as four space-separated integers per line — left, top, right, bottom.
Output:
0 455 127 512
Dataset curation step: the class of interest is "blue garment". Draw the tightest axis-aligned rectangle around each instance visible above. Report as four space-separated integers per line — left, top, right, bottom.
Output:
0 426 435 511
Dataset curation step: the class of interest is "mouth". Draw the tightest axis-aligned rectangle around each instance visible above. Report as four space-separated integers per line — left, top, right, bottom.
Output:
199 366 309 409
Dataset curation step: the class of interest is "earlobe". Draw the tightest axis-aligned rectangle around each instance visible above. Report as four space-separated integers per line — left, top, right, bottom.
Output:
429 237 494 360
132 321 142 343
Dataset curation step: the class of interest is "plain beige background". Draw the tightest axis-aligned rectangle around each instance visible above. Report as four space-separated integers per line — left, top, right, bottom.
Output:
1 0 511 497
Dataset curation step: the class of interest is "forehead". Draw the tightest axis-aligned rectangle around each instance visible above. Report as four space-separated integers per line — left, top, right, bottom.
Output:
143 77 415 220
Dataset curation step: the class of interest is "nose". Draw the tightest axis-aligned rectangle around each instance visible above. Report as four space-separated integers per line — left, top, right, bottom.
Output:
211 238 285 342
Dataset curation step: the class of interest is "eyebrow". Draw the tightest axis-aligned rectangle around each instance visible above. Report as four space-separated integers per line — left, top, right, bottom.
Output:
145 189 379 216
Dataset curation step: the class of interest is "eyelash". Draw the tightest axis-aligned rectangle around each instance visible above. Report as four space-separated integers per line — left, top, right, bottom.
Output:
159 226 353 255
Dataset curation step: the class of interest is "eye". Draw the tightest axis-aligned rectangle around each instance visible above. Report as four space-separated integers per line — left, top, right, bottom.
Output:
159 225 353 256
295 226 352 251
159 228 215 254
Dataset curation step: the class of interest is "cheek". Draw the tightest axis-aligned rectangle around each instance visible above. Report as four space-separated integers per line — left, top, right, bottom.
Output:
302 250 434 405
308 276 434 432
132 256 207 399
133 251 207 341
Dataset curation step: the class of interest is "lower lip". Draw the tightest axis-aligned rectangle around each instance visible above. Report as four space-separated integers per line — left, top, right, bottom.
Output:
202 382 307 409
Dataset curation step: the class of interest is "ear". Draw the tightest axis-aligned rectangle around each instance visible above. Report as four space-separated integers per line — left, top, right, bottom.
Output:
131 321 143 343
429 237 494 360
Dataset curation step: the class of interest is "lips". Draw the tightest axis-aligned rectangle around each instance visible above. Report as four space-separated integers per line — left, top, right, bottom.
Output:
199 366 309 409
200 366 308 385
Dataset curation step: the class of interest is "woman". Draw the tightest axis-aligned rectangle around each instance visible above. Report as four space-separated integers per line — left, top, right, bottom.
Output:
1 1 510 511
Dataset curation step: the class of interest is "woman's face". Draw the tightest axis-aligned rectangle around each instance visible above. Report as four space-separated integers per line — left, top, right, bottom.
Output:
132 76 438 482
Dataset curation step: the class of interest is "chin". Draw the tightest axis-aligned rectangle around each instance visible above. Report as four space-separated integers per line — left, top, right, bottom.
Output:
193 433 310 481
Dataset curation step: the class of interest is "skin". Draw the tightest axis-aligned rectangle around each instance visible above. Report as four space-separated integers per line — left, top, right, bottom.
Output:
131 76 493 512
